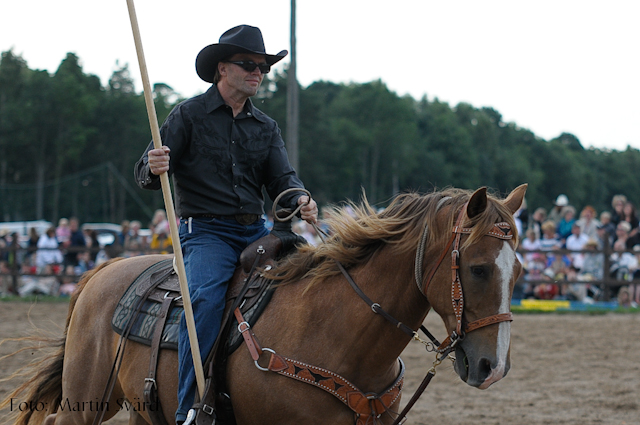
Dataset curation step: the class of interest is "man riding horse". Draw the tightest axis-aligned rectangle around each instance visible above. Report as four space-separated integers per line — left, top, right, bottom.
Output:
134 24 318 424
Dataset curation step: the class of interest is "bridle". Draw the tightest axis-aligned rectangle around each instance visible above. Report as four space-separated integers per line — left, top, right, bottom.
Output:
329 199 516 425
414 201 516 354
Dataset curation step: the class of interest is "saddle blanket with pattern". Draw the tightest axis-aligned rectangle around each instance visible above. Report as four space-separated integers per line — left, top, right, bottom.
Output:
111 258 275 353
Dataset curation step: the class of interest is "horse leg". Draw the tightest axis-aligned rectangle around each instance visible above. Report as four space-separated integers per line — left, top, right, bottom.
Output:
128 410 150 425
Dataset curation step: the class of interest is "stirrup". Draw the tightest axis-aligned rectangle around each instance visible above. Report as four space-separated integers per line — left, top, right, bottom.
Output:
183 409 198 425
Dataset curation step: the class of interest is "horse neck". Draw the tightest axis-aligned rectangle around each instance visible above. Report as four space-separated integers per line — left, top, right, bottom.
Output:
311 246 430 380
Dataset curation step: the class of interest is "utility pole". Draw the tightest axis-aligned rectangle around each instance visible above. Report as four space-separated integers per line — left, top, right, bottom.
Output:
286 0 300 171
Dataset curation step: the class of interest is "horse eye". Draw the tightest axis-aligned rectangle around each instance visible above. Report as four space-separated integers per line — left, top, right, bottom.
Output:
470 266 485 277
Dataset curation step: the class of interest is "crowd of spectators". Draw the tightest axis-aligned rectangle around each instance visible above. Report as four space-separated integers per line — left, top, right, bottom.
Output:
516 193 640 307
2 195 640 308
0 209 177 297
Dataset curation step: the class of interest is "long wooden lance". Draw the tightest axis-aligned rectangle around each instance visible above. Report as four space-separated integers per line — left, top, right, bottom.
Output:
125 0 205 397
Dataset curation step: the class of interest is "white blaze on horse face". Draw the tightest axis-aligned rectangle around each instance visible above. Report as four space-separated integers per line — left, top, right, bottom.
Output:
480 241 514 389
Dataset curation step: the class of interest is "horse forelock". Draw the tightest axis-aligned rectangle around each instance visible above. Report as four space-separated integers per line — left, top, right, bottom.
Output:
461 192 520 251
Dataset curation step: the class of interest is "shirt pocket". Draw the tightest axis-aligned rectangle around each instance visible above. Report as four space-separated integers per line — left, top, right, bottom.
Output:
194 134 229 172
238 136 270 173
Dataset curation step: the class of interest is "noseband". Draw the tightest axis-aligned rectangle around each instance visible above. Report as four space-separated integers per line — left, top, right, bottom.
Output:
415 202 515 353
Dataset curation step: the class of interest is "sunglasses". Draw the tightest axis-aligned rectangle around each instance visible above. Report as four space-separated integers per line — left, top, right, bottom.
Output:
226 61 271 74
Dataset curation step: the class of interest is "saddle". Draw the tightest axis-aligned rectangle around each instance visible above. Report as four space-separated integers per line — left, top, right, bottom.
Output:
111 222 306 425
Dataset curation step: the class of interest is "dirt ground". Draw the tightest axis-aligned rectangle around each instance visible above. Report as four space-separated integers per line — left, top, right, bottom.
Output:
1 300 639 425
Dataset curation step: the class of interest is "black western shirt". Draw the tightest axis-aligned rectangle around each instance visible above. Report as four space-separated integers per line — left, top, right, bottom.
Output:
134 85 305 218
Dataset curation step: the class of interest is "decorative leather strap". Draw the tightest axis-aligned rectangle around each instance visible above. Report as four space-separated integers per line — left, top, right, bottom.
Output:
437 312 514 351
233 307 405 424
267 353 404 425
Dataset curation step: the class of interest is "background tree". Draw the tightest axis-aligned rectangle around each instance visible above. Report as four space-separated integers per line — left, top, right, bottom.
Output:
3 50 640 227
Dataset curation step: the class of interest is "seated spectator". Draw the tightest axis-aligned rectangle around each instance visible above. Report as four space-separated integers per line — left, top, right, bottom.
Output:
150 209 172 253
548 194 570 226
579 239 604 281
576 206 600 241
124 220 146 254
613 221 633 250
557 206 577 245
621 201 640 242
598 212 616 248
562 266 588 302
520 228 541 272
539 220 561 252
609 238 638 282
565 222 589 270
74 251 94 276
617 286 638 308
610 194 627 226
84 229 100 263
521 228 541 252
36 227 63 272
2 232 21 272
530 207 547 241
18 264 59 297
55 218 71 244
118 220 130 246
63 217 87 270
25 227 40 267
533 281 560 300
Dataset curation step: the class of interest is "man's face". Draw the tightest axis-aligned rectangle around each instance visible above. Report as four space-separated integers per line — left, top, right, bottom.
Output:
218 53 268 98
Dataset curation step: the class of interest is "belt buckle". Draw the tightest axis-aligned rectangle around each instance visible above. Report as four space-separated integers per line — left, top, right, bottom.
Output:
235 214 257 225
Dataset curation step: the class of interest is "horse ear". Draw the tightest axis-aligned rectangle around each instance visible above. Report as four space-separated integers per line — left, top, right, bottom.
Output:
467 187 488 219
503 184 528 215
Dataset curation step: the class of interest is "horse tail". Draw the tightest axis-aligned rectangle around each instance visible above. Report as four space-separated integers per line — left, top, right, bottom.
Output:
0 258 124 425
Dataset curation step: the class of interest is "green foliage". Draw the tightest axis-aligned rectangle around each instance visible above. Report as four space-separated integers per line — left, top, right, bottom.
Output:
2 50 640 225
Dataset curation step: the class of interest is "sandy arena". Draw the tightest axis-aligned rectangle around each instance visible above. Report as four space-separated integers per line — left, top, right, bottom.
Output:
1 301 639 425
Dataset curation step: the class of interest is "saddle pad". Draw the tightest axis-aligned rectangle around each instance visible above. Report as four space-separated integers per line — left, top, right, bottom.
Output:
111 259 182 351
111 258 276 354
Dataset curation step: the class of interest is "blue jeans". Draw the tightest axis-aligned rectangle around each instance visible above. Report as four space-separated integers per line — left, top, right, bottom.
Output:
176 217 269 423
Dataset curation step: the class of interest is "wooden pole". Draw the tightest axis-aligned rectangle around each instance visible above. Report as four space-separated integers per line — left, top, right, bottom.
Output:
125 0 205 397
286 0 299 170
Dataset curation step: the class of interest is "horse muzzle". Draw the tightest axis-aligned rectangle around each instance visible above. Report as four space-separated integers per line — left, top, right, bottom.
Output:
454 343 511 389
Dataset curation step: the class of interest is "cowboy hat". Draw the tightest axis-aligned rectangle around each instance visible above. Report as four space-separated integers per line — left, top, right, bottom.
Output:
196 25 288 83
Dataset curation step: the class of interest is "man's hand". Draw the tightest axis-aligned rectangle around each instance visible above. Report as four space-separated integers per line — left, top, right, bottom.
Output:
298 195 318 224
148 146 171 175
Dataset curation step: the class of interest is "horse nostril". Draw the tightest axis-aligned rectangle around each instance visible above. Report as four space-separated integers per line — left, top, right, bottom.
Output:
480 358 493 379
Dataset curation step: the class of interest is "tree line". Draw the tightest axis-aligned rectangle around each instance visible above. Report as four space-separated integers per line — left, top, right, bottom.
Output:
1 49 639 225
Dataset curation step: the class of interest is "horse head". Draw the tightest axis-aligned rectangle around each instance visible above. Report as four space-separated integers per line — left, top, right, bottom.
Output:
424 184 526 389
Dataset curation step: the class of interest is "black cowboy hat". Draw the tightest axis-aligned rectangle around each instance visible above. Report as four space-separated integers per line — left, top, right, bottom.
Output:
196 25 288 83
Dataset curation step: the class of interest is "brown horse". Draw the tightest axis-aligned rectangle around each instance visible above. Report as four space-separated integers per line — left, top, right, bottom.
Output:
3 184 526 425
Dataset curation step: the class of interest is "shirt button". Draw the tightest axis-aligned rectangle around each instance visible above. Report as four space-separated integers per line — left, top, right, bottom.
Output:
247 112 252 116
232 163 236 167
240 206 244 210
231 140 235 144
234 185 237 188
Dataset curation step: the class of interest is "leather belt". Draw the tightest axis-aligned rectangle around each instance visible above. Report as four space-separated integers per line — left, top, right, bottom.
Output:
192 213 261 226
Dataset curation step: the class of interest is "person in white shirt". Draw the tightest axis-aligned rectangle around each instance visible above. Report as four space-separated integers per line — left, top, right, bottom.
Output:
35 227 63 272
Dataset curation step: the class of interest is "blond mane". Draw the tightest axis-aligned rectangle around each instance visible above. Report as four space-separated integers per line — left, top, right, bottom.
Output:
265 188 518 288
